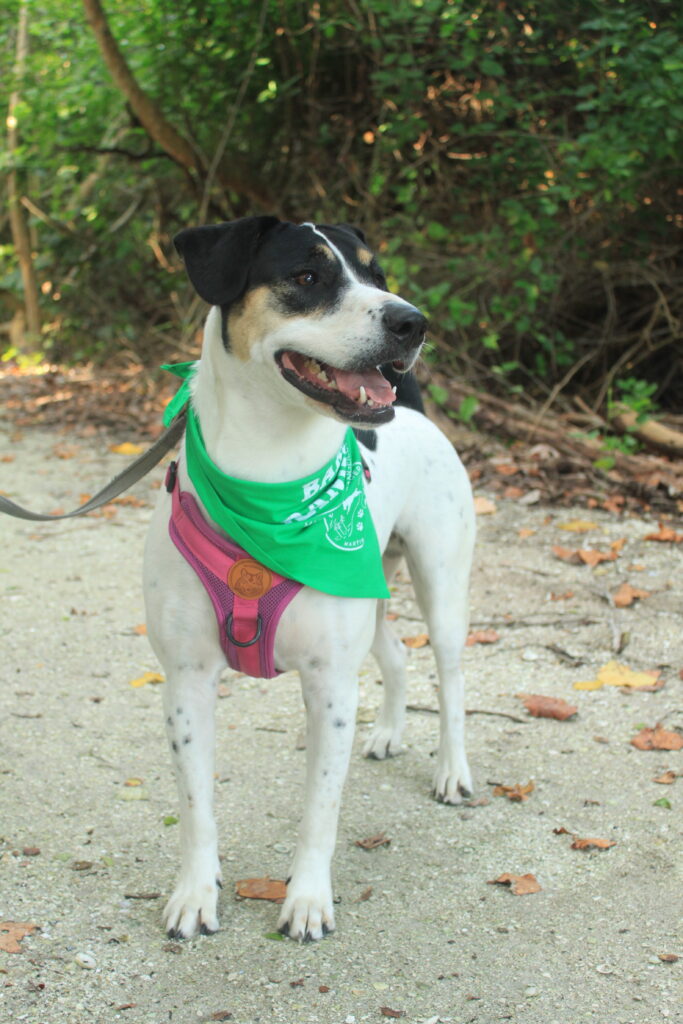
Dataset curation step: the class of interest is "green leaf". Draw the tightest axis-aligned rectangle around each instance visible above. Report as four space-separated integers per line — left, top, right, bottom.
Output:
428 383 449 406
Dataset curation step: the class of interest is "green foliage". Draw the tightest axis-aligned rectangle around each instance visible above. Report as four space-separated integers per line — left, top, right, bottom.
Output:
0 0 681 411
610 377 659 422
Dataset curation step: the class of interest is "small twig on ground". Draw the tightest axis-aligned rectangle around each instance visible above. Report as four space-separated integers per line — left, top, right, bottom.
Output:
407 704 528 723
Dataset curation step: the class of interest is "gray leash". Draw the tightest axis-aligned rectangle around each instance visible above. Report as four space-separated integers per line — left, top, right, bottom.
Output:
0 412 186 522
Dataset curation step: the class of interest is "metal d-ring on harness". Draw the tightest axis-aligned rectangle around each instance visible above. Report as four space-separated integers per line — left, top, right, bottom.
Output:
226 612 262 647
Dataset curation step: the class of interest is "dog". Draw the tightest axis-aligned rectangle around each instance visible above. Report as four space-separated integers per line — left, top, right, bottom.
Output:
143 216 475 941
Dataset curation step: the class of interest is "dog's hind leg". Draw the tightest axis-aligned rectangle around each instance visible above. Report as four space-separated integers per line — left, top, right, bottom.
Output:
400 464 475 804
363 554 407 759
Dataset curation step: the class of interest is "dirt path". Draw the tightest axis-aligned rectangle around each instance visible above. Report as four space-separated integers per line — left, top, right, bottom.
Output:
1 419 681 1024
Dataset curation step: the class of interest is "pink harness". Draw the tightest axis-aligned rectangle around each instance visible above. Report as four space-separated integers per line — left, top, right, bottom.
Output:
166 461 302 678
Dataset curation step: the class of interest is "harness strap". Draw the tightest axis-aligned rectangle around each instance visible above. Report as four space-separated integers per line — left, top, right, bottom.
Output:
0 412 187 521
166 461 303 678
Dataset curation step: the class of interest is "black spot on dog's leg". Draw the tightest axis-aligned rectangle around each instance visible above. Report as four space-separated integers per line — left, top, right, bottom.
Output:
333 718 347 729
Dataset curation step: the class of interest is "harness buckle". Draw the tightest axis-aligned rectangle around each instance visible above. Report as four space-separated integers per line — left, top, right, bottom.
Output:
226 612 262 647
165 460 178 493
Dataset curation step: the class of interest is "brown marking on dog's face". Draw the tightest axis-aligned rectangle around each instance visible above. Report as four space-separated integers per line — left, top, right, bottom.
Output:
356 246 373 266
314 243 336 262
226 286 283 361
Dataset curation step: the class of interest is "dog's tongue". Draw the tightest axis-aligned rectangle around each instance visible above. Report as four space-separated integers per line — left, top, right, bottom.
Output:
334 366 396 406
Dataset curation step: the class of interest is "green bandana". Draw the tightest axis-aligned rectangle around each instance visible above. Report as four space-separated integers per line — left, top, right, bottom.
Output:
162 362 389 599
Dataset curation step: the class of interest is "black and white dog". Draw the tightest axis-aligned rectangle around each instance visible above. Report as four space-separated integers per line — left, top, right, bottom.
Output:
143 217 475 941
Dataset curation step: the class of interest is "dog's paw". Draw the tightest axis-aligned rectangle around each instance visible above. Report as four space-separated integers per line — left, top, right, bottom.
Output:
363 725 402 760
163 873 221 939
432 753 473 805
276 879 335 942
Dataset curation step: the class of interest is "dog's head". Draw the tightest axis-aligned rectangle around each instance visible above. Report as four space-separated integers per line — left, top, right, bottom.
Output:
174 217 427 426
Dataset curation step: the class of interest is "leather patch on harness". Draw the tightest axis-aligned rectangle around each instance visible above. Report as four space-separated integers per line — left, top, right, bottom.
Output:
228 558 273 599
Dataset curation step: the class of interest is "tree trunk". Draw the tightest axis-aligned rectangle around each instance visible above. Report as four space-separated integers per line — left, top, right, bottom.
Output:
82 0 200 175
7 0 42 347
82 0 274 210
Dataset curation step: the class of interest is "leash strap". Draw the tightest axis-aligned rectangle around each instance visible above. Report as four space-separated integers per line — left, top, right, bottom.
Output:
0 412 187 521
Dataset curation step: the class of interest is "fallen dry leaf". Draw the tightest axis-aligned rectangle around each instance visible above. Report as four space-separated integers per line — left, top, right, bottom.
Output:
517 694 578 720
574 660 661 692
578 548 618 567
0 921 37 954
551 545 617 567
109 441 144 456
570 838 616 851
631 725 683 751
493 463 519 476
644 522 683 543
488 873 541 895
235 877 286 902
380 1008 406 1019
133 623 147 635
128 671 165 688
402 633 429 649
465 628 500 646
658 954 679 963
474 495 497 515
653 770 677 785
110 494 147 507
612 582 651 608
518 527 536 539
558 519 598 532
550 590 574 601
52 444 79 459
355 832 391 850
551 544 583 564
493 780 535 802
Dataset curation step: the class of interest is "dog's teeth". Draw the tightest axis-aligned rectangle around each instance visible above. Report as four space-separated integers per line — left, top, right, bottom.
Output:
392 386 397 395
317 369 330 383
367 398 375 408
358 385 368 405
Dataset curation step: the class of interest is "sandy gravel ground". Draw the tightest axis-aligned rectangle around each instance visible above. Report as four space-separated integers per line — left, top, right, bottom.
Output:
0 419 681 1024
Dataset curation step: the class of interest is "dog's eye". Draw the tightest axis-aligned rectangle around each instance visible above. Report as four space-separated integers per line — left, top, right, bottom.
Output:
369 265 387 290
294 271 318 286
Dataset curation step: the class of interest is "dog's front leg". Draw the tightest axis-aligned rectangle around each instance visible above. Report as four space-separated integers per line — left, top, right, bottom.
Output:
161 666 223 939
277 665 360 941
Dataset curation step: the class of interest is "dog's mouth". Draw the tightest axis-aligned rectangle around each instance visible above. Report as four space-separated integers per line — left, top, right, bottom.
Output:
276 350 405 423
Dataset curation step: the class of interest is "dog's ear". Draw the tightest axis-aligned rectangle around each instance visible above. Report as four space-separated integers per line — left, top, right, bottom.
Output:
335 223 367 244
173 216 280 306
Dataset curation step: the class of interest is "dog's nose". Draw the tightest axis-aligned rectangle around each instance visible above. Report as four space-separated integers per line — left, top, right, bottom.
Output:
382 302 428 346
